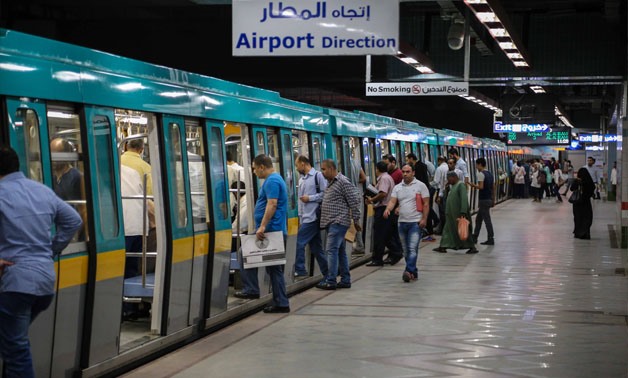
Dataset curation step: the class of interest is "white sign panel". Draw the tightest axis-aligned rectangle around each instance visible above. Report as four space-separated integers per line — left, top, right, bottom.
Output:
240 231 286 269
232 0 399 56
365 82 469 96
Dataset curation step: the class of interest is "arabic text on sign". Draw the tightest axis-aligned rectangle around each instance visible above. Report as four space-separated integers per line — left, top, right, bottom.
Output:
259 2 371 22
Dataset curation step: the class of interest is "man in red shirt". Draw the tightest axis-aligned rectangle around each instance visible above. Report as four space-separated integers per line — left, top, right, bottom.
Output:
383 154 403 184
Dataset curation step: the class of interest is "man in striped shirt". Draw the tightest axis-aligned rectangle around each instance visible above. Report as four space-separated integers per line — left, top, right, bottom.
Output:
316 159 362 290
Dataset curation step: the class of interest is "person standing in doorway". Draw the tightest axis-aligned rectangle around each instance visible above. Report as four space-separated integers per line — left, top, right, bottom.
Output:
0 146 82 378
235 154 290 313
294 155 327 279
448 147 469 185
469 158 495 245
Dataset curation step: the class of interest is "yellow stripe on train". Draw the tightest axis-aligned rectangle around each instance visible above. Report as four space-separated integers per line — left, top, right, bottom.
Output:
54 255 88 289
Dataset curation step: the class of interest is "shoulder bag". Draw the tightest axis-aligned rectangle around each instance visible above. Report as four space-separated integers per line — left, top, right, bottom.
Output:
568 182 583 204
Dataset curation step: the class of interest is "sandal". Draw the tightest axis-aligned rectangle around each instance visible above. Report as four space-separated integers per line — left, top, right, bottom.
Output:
432 247 447 253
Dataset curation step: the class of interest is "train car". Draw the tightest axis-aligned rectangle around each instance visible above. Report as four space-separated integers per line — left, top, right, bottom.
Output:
0 28 514 378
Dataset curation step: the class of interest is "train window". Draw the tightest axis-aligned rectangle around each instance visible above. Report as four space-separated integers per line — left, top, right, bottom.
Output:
266 129 280 172
362 138 375 184
379 139 389 160
255 131 265 155
282 132 296 210
186 123 208 226
18 108 43 182
334 137 344 175
48 106 90 241
348 137 362 184
90 114 118 238
210 127 229 221
168 123 188 228
311 135 322 170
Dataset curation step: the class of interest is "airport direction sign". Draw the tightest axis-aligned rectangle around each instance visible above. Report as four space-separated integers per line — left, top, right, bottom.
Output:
233 0 399 56
365 82 469 96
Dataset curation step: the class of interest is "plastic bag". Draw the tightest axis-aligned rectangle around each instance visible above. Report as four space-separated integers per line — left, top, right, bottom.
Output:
457 216 470 241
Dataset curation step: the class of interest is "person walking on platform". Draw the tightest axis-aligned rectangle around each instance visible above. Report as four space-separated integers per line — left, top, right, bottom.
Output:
406 153 439 239
366 161 403 266
235 154 290 313
383 164 430 282
433 172 478 254
294 155 327 279
0 146 82 378
316 159 362 290
570 167 596 240
433 156 448 235
469 158 495 245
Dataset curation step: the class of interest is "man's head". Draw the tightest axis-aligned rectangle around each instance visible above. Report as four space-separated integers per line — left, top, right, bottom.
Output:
126 138 144 153
401 164 414 184
0 145 20 177
226 151 235 163
587 157 595 167
405 153 418 165
446 170 459 185
447 147 459 160
295 155 311 175
252 154 274 179
375 160 388 176
382 154 397 172
320 159 338 180
437 155 447 165
475 157 487 171
50 137 76 171
447 158 456 170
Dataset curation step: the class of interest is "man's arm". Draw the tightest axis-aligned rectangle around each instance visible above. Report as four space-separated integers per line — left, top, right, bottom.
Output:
256 198 278 240
383 197 398 218
359 168 366 184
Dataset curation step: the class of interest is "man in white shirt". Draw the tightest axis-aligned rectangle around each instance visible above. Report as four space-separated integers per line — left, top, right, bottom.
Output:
433 156 449 235
448 147 469 185
226 151 245 187
583 157 601 199
383 164 430 282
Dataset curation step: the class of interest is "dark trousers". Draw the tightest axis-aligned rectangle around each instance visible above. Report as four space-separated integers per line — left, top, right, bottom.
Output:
426 187 439 234
372 206 402 263
436 195 446 233
0 292 54 378
473 199 494 240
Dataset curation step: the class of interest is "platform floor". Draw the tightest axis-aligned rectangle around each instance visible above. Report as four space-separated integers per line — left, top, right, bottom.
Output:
122 199 628 378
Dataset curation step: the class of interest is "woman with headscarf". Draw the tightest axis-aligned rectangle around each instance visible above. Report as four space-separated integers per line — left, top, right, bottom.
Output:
570 167 595 239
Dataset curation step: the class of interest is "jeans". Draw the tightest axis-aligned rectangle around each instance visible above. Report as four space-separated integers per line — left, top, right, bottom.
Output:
473 199 494 240
398 222 421 276
324 223 350 286
294 221 326 276
0 292 54 378
239 237 289 307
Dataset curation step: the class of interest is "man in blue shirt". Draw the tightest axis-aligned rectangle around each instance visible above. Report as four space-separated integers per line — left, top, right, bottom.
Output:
235 154 290 313
294 155 327 279
0 146 82 378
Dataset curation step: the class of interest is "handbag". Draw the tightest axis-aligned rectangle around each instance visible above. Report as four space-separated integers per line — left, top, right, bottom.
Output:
457 216 470 241
568 183 583 204
415 193 423 212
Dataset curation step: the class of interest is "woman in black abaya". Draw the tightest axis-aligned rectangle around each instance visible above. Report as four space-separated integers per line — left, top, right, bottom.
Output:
570 167 595 239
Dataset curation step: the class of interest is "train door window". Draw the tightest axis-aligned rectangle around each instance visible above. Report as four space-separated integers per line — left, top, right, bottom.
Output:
168 122 188 227
47 105 90 242
379 139 389 160
282 131 297 210
334 136 345 175
292 130 309 191
266 129 280 172
311 135 323 170
363 138 375 184
210 127 229 221
21 108 44 182
185 122 208 227
254 131 265 158
348 137 362 184
403 142 412 162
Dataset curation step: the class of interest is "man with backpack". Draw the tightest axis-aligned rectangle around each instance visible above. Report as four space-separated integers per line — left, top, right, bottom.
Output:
294 155 327 279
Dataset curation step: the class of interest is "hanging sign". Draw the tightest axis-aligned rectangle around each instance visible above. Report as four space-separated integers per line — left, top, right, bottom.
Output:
232 0 399 56
494 122 552 133
365 82 468 96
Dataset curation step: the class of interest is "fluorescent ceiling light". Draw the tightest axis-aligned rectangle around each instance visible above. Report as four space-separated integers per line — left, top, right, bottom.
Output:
465 0 488 3
400 57 419 64
513 61 529 67
530 86 545 93
489 28 509 37
475 12 500 23
507 53 523 59
498 41 515 49
416 65 434 74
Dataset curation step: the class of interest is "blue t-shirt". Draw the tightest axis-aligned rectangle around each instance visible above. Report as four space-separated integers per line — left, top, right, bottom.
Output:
254 172 288 235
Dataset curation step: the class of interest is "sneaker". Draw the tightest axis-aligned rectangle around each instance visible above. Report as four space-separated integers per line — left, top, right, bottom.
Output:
402 271 416 282
234 291 260 299
294 272 308 279
337 282 351 289
262 305 290 313
422 236 436 242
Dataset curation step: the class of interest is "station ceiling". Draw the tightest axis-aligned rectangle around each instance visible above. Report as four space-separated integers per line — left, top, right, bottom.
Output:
2 0 626 138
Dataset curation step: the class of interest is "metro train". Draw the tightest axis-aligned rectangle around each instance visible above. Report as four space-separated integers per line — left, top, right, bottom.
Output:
1 28 522 378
